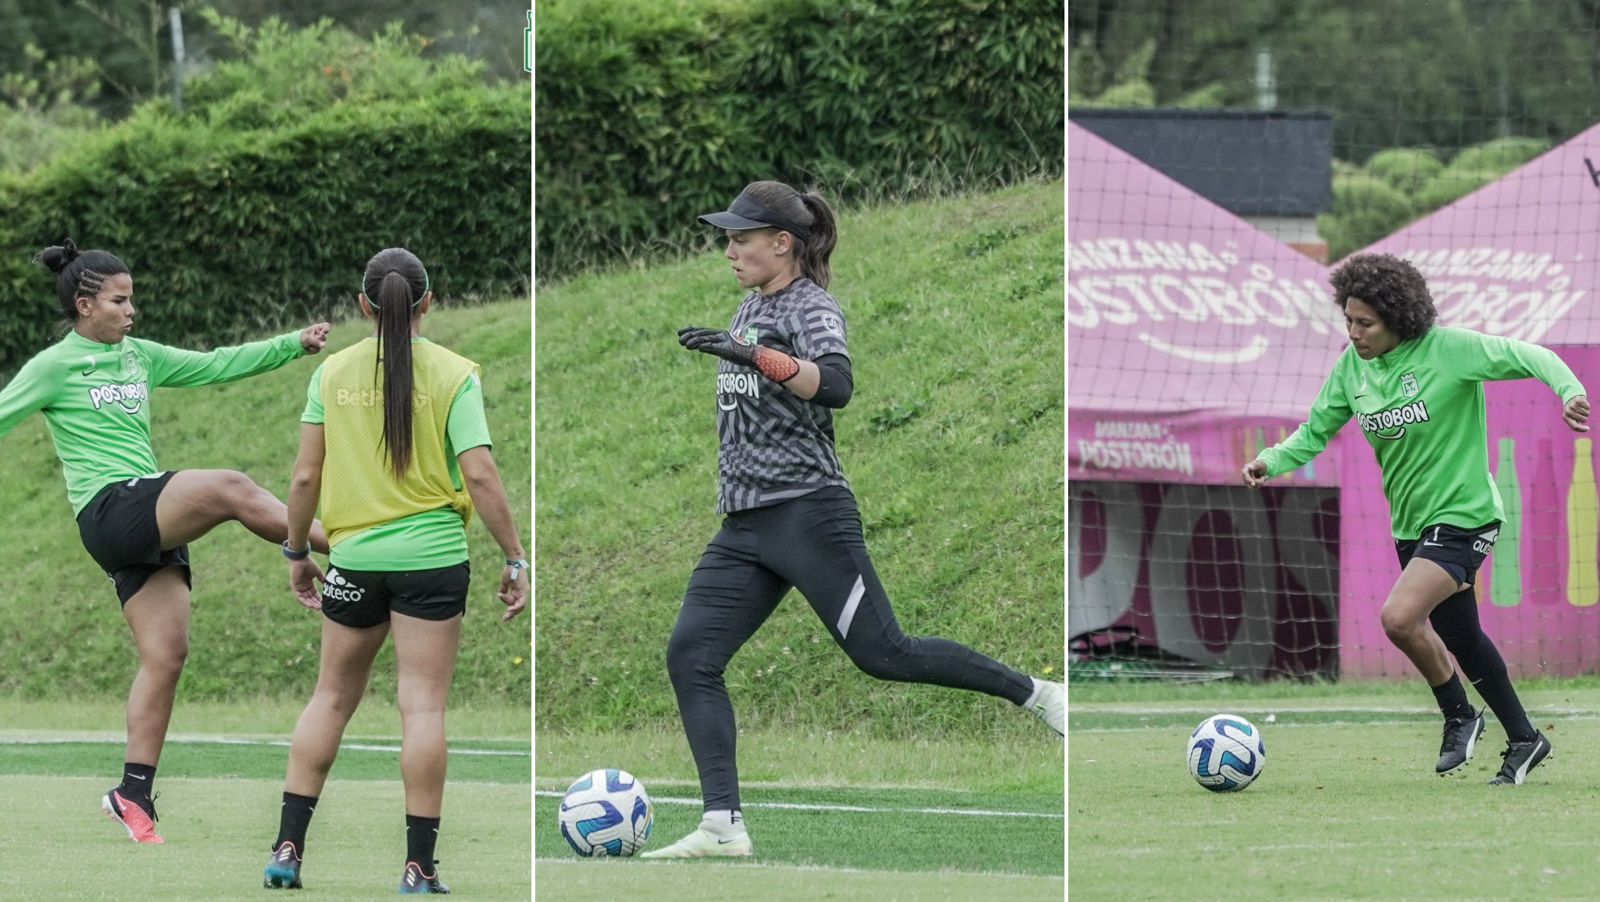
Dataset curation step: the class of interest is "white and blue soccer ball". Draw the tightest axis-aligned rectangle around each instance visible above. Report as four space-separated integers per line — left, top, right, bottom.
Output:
558 768 654 857
1187 714 1266 792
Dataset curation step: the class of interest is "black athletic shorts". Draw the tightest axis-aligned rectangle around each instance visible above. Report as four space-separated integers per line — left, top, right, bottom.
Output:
319 562 470 628
1395 521 1501 588
76 472 192 606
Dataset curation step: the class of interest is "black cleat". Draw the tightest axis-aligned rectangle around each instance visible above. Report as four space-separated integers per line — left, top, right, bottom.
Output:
1489 731 1552 786
1436 709 1486 775
264 840 303 889
399 861 450 894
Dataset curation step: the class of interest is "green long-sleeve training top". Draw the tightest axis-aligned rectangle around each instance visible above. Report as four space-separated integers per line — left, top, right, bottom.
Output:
1257 326 1585 541
0 329 306 515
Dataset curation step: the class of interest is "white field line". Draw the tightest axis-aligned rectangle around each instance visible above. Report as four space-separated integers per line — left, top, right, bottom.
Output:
535 856 1063 880
533 789 1062 820
1070 703 1596 715
0 735 527 757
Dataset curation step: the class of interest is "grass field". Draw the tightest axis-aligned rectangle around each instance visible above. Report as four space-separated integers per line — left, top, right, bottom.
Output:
534 726 1064 900
1070 679 1600 901
2 699 530 900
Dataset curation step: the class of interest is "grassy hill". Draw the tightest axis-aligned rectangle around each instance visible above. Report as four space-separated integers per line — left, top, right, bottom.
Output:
0 298 530 707
535 181 1064 735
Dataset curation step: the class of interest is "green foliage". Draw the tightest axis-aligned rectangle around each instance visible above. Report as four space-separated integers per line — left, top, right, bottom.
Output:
1414 167 1502 212
535 183 1063 735
1318 172 1413 262
0 44 103 174
536 0 1063 281
183 10 488 130
0 300 530 706
0 15 529 375
1445 135 1551 175
1364 147 1443 196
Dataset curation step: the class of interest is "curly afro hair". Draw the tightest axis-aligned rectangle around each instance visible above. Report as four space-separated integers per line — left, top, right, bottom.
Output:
1329 253 1436 341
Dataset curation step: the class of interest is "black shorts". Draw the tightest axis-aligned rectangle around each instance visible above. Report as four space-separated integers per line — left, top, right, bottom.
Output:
1395 521 1501 588
319 562 470 628
76 472 192 606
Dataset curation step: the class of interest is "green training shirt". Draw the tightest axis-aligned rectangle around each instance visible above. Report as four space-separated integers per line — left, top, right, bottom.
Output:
301 340 493 572
0 329 306 516
1258 326 1586 541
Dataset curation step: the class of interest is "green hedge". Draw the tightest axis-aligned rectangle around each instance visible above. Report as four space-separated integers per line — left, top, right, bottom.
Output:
0 16 530 376
535 0 1062 281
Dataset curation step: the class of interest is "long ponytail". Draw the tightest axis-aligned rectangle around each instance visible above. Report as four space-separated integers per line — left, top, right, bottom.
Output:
795 191 837 289
362 248 428 478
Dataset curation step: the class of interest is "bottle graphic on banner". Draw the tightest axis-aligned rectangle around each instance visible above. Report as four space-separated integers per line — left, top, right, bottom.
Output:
1492 438 1522 608
1569 437 1598 607
1530 438 1561 606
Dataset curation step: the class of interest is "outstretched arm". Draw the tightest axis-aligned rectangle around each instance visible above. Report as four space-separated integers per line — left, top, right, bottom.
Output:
1247 358 1354 487
146 323 329 388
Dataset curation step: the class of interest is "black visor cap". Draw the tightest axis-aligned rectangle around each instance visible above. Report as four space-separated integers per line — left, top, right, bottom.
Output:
698 191 811 242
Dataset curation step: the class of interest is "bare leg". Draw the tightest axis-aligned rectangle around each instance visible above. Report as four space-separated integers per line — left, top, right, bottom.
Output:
121 567 192 767
155 469 329 554
390 612 462 818
284 618 391 798
1379 558 1462 685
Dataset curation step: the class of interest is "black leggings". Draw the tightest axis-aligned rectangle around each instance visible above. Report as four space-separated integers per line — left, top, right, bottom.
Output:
665 486 1034 811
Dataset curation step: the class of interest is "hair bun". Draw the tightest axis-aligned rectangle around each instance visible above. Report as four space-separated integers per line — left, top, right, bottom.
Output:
35 238 79 275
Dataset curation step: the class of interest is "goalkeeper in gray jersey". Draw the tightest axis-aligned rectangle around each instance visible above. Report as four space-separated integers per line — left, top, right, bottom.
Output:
641 181 1063 860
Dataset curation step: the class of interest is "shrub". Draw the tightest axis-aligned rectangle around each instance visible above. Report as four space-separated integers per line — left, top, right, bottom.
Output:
1414 167 1502 212
535 0 1062 281
0 16 529 375
1319 173 1414 261
1364 147 1443 196
1446 135 1551 175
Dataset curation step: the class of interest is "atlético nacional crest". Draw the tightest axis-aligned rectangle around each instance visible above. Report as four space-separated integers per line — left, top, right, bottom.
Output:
742 325 759 345
1400 373 1418 397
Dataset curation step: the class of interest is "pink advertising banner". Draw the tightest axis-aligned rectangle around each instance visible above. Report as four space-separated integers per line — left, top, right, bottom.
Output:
1067 122 1346 487
1340 123 1600 676
1069 119 1600 678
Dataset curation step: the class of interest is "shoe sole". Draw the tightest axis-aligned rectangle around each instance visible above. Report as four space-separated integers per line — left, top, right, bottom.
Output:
1435 717 1486 777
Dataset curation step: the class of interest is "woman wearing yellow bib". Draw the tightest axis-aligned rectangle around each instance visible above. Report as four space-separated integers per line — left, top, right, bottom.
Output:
263 248 527 894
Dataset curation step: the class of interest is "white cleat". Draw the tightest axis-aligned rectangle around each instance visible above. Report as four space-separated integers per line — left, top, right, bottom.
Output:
639 827 753 859
1028 679 1064 736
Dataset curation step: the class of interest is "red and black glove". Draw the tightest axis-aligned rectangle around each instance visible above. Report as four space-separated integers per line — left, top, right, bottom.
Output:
677 326 799 383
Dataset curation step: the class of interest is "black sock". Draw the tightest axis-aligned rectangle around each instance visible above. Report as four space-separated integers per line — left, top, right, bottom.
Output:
1431 588 1537 742
406 815 441 870
274 792 319 854
118 762 156 802
1430 672 1475 720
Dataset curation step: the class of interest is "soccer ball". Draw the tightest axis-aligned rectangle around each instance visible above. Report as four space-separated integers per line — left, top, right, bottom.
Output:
1187 714 1266 792
558 768 654 857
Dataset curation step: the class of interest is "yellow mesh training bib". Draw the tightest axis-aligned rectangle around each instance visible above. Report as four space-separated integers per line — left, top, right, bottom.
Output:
319 338 479 548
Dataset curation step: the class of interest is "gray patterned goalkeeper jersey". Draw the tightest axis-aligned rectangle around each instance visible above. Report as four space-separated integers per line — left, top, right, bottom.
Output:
715 277 851 513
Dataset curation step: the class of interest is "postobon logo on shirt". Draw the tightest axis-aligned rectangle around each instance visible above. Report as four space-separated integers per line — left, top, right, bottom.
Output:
717 371 761 411
87 381 149 414
1358 399 1431 441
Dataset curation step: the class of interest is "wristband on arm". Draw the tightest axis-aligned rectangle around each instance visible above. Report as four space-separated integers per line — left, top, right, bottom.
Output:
752 346 800 383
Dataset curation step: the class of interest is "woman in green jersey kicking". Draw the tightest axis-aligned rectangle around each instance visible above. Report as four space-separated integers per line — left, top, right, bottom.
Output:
262 248 527 894
1245 252 1588 786
0 240 331 843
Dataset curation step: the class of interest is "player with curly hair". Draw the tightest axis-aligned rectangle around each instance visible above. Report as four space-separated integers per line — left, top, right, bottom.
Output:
1245 252 1588 785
